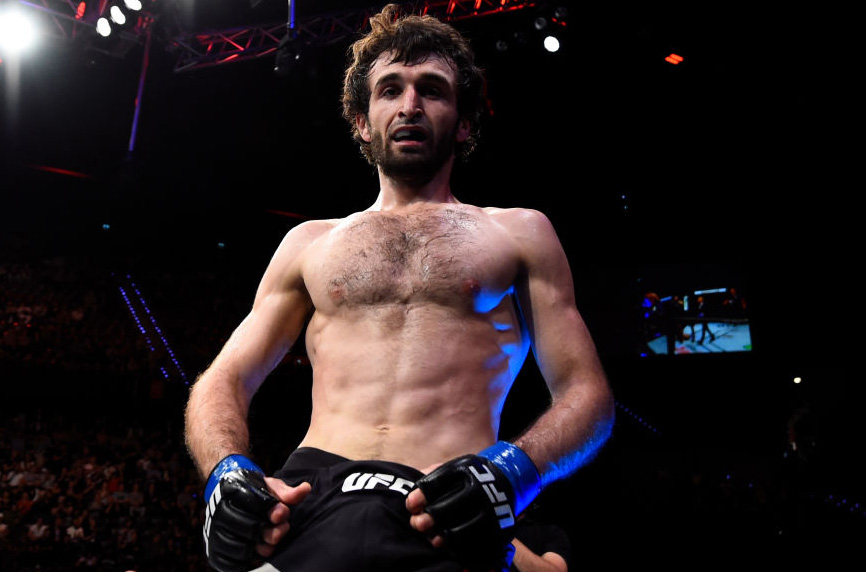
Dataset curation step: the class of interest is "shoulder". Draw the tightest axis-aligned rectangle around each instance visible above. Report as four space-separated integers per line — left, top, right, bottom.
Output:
271 217 342 257
283 218 342 242
261 218 344 285
482 205 549 221
482 206 561 252
482 206 555 235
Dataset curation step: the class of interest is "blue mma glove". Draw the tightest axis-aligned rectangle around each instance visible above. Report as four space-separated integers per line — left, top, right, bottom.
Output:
203 455 279 572
415 442 541 572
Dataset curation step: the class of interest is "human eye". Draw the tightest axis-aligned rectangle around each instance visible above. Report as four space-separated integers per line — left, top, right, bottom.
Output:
421 85 444 99
419 77 451 100
376 81 401 99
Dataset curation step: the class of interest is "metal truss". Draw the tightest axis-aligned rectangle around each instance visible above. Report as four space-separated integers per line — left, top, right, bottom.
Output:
11 0 155 57
168 0 537 73
9 0 538 72
14 0 96 42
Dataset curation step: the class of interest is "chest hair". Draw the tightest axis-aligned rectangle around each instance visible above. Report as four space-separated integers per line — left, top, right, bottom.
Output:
324 207 487 306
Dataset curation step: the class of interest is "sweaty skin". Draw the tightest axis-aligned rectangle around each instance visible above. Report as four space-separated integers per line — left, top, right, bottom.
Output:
185 52 614 558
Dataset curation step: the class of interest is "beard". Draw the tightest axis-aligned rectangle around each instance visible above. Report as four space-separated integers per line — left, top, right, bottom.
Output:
369 123 458 186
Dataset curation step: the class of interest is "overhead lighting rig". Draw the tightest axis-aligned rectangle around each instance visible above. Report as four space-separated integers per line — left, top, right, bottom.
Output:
5 0 157 60
168 0 540 73
95 0 143 38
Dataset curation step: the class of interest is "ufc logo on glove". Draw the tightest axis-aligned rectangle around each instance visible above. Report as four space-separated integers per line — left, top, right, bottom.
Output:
469 463 515 528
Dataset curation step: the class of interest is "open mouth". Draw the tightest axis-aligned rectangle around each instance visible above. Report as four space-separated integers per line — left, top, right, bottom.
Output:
392 128 427 143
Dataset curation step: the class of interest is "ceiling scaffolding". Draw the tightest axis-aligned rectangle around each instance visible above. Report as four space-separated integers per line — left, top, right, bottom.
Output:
12 0 538 72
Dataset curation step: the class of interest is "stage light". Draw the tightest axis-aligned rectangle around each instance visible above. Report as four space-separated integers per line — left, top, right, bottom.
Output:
543 35 560 53
93 1 139 39
493 6 568 56
96 16 112 37
532 8 567 54
109 5 126 25
0 7 38 55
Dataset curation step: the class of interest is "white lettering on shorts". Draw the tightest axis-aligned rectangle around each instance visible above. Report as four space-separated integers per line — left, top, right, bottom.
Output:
341 472 415 495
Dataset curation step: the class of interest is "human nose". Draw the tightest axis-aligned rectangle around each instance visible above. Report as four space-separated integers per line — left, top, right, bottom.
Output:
398 86 422 118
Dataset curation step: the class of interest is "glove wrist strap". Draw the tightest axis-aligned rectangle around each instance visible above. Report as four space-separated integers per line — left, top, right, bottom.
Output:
205 454 263 500
478 441 541 516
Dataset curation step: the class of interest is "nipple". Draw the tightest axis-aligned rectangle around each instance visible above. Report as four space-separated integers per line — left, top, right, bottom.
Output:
328 282 346 304
463 278 481 297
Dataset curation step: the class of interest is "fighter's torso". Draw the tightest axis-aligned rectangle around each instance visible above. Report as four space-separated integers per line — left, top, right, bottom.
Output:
305 203 517 310
296 202 533 467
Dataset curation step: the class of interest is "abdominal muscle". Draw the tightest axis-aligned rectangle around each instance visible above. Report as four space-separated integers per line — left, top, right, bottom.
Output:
297 303 520 471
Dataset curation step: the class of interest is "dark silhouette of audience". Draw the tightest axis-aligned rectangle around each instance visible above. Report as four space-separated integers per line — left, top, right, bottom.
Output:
1 406 206 572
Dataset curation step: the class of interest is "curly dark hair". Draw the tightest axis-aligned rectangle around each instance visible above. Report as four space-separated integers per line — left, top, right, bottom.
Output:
341 3 487 164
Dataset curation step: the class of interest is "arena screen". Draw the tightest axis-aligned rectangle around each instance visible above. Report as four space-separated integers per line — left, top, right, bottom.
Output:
636 262 753 357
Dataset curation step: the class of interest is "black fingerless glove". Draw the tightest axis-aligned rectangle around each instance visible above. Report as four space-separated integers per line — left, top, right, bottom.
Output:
203 455 279 572
415 442 541 572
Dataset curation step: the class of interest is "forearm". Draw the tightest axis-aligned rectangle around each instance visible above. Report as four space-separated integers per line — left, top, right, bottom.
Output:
184 369 254 480
514 379 614 488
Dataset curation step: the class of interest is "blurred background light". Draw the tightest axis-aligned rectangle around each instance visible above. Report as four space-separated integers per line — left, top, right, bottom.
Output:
0 6 39 55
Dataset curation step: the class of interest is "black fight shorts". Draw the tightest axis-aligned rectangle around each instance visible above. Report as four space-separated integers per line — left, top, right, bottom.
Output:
252 447 464 572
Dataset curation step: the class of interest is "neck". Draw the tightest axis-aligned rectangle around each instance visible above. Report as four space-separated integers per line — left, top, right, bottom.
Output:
370 162 458 211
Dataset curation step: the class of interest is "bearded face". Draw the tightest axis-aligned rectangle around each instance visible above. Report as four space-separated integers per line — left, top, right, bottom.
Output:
358 52 470 187
367 119 460 185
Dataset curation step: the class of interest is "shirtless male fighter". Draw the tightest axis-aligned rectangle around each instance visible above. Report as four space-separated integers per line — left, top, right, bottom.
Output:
184 5 615 572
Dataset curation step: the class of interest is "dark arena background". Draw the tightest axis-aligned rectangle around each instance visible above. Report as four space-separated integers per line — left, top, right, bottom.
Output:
1 1 859 570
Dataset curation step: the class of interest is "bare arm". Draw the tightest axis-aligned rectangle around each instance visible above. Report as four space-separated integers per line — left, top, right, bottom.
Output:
510 209 615 486
406 209 614 546
184 221 321 479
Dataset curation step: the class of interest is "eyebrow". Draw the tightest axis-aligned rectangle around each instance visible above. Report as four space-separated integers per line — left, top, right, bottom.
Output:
372 70 453 92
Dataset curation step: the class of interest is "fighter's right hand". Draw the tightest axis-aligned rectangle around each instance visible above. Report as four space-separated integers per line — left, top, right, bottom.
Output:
203 455 310 572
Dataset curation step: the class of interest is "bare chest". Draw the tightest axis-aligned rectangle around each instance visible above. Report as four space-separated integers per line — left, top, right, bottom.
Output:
307 207 517 309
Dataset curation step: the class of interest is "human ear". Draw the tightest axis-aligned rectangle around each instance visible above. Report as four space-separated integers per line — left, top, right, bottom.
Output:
455 117 470 143
356 114 372 142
